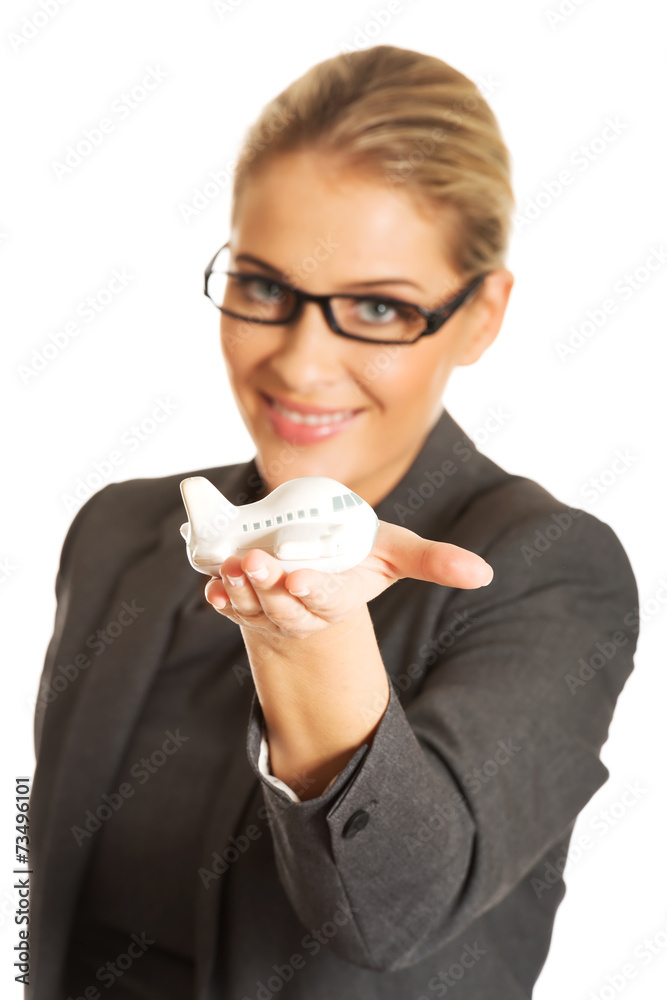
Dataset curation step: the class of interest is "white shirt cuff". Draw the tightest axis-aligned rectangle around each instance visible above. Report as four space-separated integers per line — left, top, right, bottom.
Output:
258 723 339 802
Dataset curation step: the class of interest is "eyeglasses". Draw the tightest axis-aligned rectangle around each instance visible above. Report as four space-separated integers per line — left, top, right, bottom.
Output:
204 242 489 346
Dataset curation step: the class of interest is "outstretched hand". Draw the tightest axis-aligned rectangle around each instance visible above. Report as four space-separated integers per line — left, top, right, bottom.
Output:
204 520 493 641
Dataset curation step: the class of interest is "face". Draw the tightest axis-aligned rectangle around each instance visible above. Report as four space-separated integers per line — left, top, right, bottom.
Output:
220 149 513 508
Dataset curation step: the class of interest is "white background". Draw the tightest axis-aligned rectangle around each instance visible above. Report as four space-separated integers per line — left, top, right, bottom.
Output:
1 0 666 996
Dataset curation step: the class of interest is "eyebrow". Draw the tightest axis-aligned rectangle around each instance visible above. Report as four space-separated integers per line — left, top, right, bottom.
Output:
232 252 425 292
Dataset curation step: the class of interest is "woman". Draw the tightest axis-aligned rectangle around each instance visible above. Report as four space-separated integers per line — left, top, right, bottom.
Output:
29 45 638 999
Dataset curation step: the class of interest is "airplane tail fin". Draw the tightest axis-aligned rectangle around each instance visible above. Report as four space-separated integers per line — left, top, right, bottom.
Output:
179 477 238 544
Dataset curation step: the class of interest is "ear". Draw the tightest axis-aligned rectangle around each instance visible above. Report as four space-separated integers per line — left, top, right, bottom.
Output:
456 269 514 366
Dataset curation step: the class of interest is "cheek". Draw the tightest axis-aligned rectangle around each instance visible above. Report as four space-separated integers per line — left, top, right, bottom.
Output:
221 323 246 359
353 344 410 399
359 346 447 405
220 323 265 376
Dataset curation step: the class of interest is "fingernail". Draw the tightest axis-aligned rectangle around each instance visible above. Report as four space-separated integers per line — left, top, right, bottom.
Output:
227 574 245 587
246 565 269 581
288 587 310 597
482 564 494 586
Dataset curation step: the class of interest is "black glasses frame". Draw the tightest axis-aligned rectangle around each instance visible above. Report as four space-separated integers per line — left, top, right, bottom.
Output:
204 242 490 346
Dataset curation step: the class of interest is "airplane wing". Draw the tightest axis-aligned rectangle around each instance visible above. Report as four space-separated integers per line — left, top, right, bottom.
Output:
273 522 344 561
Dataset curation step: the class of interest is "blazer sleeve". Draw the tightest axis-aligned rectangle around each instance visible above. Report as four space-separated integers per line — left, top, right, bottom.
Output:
257 725 339 802
244 507 639 972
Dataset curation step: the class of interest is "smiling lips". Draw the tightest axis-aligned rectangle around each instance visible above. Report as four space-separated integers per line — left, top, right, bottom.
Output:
260 392 364 443
261 390 364 419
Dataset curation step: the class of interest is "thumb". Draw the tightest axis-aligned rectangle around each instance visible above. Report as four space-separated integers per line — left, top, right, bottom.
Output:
384 525 494 590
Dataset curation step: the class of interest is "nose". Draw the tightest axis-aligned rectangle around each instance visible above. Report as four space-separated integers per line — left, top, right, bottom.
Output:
268 299 344 381
289 297 337 341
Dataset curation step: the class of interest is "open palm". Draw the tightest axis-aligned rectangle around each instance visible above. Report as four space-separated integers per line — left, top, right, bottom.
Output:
204 519 493 640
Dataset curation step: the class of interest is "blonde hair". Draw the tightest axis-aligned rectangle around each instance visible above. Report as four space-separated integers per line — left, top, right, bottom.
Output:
231 45 514 283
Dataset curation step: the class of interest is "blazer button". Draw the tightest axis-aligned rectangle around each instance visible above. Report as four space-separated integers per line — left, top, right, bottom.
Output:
342 809 370 839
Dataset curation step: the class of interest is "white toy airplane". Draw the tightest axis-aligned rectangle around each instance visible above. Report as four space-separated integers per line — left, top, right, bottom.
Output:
179 475 380 576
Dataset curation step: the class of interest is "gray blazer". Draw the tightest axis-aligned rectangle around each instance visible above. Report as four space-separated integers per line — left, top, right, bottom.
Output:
27 408 639 999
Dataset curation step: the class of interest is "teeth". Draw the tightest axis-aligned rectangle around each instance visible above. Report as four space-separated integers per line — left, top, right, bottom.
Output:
269 398 355 425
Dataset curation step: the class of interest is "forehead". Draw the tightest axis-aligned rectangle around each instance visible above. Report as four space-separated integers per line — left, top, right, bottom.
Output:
232 151 461 289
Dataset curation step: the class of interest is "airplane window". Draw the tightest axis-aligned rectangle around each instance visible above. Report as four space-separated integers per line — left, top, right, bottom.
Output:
253 521 260 529
343 494 355 508
276 515 283 523
265 519 271 526
286 512 294 521
242 524 248 532
309 507 318 516
332 496 344 511
297 509 305 518
350 492 363 505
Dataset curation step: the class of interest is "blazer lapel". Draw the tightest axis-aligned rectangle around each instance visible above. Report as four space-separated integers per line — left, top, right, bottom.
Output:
192 675 259 1000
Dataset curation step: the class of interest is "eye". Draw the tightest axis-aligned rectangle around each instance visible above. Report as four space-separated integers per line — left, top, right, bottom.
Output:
234 275 288 304
354 298 399 324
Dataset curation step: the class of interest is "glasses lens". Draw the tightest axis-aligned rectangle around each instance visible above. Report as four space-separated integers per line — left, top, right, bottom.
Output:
330 296 426 343
206 246 296 322
205 245 430 342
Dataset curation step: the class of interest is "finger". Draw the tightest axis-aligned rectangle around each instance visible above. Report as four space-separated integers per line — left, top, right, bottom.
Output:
204 556 263 616
377 523 493 590
215 555 267 616
204 577 230 613
283 566 357 621
239 551 326 625
204 576 231 612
